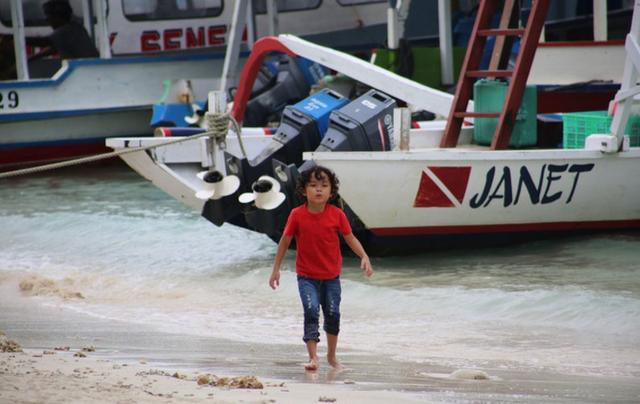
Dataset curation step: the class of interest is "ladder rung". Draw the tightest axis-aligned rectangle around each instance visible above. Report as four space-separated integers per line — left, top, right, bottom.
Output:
466 70 513 78
453 112 500 118
477 28 526 37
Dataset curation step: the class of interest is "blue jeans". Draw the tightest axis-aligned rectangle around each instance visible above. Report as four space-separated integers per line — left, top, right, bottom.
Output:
297 276 341 342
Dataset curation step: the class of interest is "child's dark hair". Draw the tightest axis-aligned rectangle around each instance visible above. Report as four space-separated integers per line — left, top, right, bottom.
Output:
296 165 339 200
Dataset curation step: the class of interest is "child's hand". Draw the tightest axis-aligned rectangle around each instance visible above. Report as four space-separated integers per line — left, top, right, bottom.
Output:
360 255 373 278
269 270 280 290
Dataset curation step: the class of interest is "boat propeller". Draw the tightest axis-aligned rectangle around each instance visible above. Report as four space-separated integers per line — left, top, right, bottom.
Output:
238 176 286 210
195 170 240 200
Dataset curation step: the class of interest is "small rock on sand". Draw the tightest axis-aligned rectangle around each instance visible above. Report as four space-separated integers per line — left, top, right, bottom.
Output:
197 374 212 385
225 376 263 389
0 332 23 353
449 369 490 380
196 374 263 389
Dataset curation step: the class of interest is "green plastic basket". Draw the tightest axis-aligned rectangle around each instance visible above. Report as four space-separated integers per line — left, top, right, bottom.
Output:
562 110 640 149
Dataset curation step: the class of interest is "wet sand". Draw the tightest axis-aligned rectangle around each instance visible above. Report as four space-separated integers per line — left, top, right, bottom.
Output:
1 347 427 404
0 287 426 404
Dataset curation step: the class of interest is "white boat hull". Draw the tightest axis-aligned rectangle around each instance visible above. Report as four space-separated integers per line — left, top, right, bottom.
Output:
108 125 640 254
0 55 223 167
307 149 640 236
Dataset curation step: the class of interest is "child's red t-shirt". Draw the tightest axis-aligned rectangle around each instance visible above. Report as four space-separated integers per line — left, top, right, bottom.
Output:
283 204 352 280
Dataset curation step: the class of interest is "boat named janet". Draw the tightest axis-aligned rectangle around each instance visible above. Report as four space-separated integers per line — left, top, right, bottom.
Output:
107 0 640 255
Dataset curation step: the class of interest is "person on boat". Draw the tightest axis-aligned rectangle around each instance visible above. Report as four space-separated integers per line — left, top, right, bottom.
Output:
0 0 98 63
269 165 373 372
29 0 99 60
0 35 16 80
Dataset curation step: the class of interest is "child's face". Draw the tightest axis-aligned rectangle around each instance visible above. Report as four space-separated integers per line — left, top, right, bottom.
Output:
304 172 332 205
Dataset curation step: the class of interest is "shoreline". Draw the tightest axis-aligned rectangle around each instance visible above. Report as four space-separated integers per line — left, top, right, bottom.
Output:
3 329 640 404
1 276 639 403
1 346 426 404
0 283 430 403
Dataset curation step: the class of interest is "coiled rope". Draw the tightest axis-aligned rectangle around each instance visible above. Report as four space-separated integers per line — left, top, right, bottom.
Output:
0 113 245 179
207 110 247 158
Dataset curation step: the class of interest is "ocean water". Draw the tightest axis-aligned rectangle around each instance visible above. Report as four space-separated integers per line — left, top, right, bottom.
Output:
1 163 640 402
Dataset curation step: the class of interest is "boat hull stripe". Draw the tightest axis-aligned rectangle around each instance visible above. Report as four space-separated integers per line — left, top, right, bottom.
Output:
0 106 149 122
370 220 640 236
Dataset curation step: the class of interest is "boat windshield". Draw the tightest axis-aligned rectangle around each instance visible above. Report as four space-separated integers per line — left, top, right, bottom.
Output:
253 0 320 14
122 0 223 21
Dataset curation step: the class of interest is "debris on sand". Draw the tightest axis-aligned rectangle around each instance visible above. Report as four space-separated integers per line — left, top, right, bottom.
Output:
449 369 490 380
74 352 87 358
225 376 263 389
0 331 23 353
136 369 174 378
319 396 337 402
197 374 212 385
82 346 95 352
196 374 264 389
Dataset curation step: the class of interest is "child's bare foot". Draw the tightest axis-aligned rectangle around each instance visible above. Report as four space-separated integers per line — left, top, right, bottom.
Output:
304 358 319 371
327 356 344 370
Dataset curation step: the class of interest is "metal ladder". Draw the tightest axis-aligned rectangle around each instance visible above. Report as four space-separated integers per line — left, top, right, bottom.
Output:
440 0 550 149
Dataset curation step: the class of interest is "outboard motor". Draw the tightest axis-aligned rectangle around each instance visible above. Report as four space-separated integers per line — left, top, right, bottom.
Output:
199 88 345 231
297 88 396 172
244 56 328 127
237 89 396 242
316 89 396 152
226 88 348 189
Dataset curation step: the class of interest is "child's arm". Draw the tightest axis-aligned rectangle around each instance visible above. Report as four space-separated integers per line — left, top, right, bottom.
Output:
343 233 373 278
269 234 293 289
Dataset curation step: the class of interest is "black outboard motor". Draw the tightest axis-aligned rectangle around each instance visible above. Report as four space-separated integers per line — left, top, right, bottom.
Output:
317 89 396 152
244 56 326 127
204 89 345 233
243 89 396 242
297 89 396 173
226 88 348 191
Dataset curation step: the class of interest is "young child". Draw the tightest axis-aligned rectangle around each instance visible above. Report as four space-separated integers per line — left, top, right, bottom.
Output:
269 165 373 371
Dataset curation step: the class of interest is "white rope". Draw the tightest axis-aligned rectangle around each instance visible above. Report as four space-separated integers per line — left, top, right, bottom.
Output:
0 113 238 179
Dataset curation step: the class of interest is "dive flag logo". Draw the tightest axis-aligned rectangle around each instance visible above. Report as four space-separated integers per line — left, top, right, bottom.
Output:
413 166 471 208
